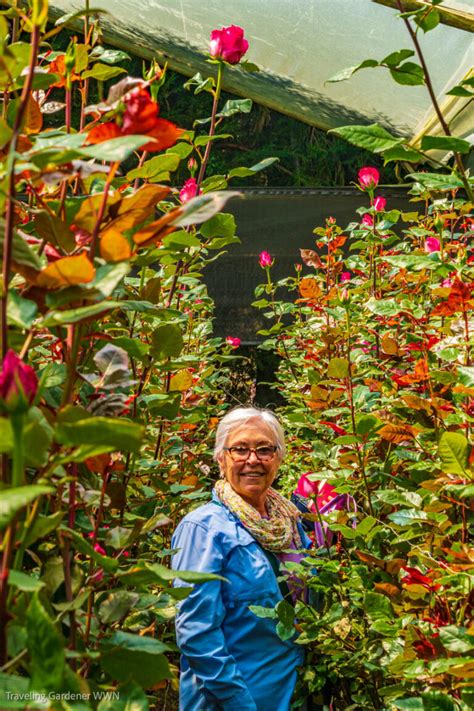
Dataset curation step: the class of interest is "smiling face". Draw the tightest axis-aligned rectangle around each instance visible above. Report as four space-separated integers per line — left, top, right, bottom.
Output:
219 418 281 514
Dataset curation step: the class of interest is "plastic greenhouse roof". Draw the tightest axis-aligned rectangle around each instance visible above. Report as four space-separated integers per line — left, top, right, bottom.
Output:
48 0 473 157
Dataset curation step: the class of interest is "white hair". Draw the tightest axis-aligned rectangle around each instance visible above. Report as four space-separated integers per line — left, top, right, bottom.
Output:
213 407 286 462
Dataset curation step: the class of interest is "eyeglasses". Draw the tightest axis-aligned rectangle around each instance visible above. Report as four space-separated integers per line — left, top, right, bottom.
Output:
224 446 278 462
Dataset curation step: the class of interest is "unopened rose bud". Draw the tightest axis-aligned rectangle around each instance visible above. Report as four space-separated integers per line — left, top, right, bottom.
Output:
0 350 38 414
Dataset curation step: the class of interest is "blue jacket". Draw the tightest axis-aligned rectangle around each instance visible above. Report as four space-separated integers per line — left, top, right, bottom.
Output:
171 492 310 711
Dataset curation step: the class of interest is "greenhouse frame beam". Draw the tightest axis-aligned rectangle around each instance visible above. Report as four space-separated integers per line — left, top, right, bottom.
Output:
371 0 474 33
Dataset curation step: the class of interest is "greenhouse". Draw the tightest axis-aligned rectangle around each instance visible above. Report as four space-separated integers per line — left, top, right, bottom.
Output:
0 1 472 710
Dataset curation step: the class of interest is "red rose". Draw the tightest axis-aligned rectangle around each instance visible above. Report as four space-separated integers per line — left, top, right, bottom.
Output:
209 25 249 64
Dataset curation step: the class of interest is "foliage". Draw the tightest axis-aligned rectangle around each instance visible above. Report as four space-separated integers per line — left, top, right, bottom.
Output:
0 4 261 709
252 5 473 706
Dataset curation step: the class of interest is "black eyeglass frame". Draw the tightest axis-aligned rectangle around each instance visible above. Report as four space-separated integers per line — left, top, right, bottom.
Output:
223 445 279 461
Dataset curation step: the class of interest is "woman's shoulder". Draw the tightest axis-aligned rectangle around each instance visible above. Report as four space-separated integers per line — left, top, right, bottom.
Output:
176 499 236 532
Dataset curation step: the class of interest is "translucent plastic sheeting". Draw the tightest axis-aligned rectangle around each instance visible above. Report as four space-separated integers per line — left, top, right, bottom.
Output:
48 0 473 153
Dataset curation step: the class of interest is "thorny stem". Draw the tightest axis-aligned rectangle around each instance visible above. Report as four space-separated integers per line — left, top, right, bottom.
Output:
196 62 224 189
345 309 374 516
1 25 40 359
396 0 472 202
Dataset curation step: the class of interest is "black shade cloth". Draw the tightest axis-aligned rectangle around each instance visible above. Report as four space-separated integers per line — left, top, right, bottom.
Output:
205 187 414 343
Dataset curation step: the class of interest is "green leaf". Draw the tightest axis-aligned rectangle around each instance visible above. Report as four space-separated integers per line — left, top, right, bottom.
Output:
407 172 465 191
391 700 424 710
89 47 131 65
194 133 232 147
387 509 428 526
248 605 277 619
438 625 474 653
364 592 394 622
201 213 236 240
127 153 180 180
59 525 119 573
329 124 404 154
327 357 349 378
23 512 64 548
55 417 144 453
0 117 13 150
0 486 53 530
421 135 471 155
421 691 455 711
458 365 474 388
41 301 121 327
382 49 415 67
23 406 54 468
172 191 241 228
219 98 253 117
26 593 65 692
389 62 425 86
112 336 149 360
228 156 279 178
0 221 43 272
98 590 140 624
383 144 424 164
100 631 172 688
97 681 149 711
150 323 184 359
117 560 226 586
7 569 45 592
415 8 440 32
327 59 379 83
356 414 380 436
82 63 126 81
80 135 151 162
438 431 468 475
7 291 37 329
163 230 201 249
0 418 13 454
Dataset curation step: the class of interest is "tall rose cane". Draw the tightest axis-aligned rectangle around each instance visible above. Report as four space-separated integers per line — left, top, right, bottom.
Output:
196 25 249 188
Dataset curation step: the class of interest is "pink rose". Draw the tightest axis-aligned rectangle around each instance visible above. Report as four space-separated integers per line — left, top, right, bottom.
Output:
179 177 201 203
425 237 440 253
94 543 106 556
362 214 374 227
374 196 386 211
358 166 380 190
340 271 351 282
295 263 302 272
0 350 38 413
209 25 249 64
259 251 272 268
226 336 241 348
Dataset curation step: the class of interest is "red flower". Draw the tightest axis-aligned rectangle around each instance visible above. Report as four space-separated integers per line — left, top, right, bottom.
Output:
226 336 241 348
179 177 201 203
402 566 441 592
259 251 273 268
340 271 351 282
86 87 183 153
362 214 374 228
358 166 380 190
0 350 38 413
209 25 249 64
425 236 441 253
374 196 386 211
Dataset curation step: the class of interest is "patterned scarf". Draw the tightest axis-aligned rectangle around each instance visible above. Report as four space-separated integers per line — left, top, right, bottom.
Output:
214 479 304 552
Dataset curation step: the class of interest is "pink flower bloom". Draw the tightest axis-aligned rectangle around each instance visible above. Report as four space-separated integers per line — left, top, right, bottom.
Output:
340 271 351 282
425 237 440 253
327 216 336 225
179 177 201 203
94 543 106 556
362 214 374 227
358 166 380 190
0 350 38 413
259 251 272 268
374 196 386 211
226 336 241 348
441 278 453 288
295 263 302 272
209 25 249 64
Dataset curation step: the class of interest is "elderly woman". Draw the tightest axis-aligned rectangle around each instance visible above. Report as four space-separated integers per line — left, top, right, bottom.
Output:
171 407 311 711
